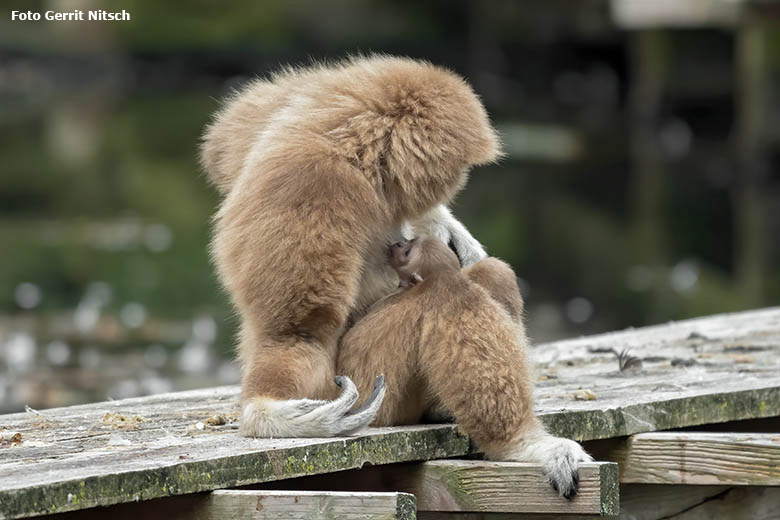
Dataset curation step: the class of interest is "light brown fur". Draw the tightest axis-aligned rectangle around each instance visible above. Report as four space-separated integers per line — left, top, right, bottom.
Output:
201 56 500 437
338 237 537 454
337 237 592 497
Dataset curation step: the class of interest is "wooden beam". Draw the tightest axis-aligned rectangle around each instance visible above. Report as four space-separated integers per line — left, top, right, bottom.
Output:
610 0 741 29
253 461 619 517
0 420 468 520
416 515 609 520
30 491 417 520
373 461 618 516
620 484 780 520
191 490 416 520
596 432 780 485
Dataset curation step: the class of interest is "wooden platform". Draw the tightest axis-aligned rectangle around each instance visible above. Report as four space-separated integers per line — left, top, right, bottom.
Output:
1 307 779 519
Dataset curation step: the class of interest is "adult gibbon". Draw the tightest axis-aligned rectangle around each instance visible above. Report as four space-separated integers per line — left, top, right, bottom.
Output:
200 56 498 437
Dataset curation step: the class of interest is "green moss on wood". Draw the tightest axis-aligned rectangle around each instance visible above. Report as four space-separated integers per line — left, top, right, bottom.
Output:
600 462 620 516
540 386 780 441
396 493 417 520
0 426 468 520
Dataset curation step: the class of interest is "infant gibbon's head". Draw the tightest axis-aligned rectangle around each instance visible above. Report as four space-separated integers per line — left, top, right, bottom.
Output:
389 237 461 286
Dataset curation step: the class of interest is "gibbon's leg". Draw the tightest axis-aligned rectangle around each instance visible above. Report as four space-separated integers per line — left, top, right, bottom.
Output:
216 149 388 439
462 257 524 324
337 300 428 426
417 302 591 499
409 205 487 267
463 259 593 497
239 332 386 438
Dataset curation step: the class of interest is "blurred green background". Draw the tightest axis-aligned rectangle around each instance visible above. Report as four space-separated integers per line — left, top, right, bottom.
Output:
0 0 778 412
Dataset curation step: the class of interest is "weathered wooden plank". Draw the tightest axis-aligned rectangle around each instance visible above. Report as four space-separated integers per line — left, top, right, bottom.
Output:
618 484 729 520
191 490 416 520
1 307 780 519
0 415 467 520
28 491 416 520
593 432 780 485
653 487 780 520
365 461 618 516
432 484 780 519
534 306 780 440
416 515 608 520
40 485 780 520
248 460 618 516
619 484 780 520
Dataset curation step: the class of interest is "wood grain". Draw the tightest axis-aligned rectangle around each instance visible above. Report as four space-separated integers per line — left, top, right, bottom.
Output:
600 432 780 485
0 414 467 520
619 484 780 520
192 490 416 520
372 460 618 516
533 306 780 441
1 307 780 518
250 460 618 516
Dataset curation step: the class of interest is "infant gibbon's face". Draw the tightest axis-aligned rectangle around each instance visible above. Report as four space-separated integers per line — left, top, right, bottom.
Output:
389 237 461 284
389 238 419 273
389 238 423 288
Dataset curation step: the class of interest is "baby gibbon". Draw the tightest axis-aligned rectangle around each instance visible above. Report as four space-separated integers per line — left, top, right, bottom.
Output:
337 237 592 498
200 56 500 437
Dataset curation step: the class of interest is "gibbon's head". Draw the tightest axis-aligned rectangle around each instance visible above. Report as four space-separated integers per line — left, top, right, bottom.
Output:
199 56 501 211
390 237 460 283
339 56 502 217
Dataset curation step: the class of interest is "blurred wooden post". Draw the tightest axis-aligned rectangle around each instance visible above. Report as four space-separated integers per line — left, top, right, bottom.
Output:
734 4 769 307
615 0 775 312
628 29 668 269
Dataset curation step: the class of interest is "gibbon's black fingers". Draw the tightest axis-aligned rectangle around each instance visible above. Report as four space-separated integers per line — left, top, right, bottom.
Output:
299 376 360 424
548 472 579 499
546 455 580 500
241 376 382 438
328 376 361 407
345 375 386 416
336 375 387 435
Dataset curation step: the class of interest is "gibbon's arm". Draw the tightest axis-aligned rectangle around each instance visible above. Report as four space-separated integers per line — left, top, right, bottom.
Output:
410 205 487 267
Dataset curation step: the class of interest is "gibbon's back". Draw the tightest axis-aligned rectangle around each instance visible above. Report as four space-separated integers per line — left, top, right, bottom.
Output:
199 56 501 207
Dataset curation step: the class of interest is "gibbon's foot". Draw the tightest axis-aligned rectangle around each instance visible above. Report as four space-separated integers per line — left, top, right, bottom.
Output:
539 437 593 499
502 434 593 499
239 375 386 438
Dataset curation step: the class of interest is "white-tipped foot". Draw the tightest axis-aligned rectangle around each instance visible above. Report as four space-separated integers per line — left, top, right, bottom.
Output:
501 432 593 499
239 375 386 438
